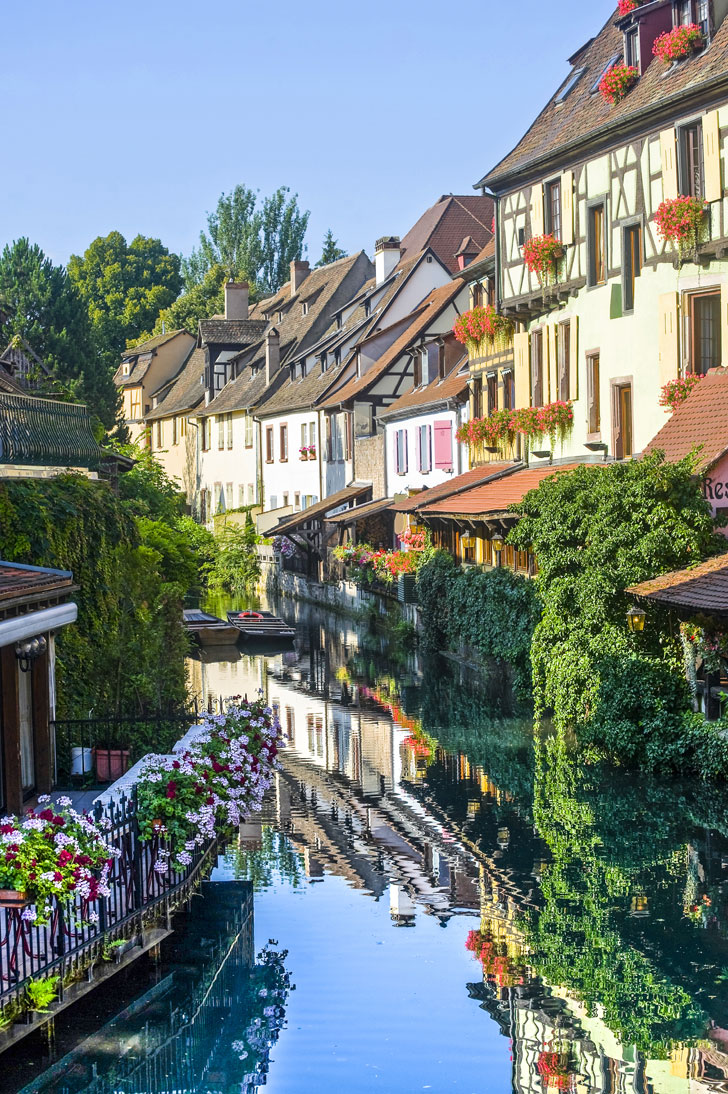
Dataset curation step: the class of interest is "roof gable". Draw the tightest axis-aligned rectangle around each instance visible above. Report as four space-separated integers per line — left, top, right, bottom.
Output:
400 196 494 274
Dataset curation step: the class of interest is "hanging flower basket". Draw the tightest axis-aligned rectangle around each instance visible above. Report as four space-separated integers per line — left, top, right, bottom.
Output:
453 306 515 356
599 64 639 105
654 195 708 257
522 235 564 286
653 23 703 62
659 373 703 413
457 401 574 453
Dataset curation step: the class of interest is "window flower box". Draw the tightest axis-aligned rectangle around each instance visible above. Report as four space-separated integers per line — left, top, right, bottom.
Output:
299 447 308 460
660 373 703 413
456 400 574 452
522 235 564 286
599 64 639 105
0 889 30 909
307 445 316 459
653 23 703 62
453 306 514 356
654 195 708 256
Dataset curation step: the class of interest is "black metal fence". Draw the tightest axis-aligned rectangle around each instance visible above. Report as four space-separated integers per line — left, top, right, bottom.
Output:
0 786 217 1015
54 714 200 787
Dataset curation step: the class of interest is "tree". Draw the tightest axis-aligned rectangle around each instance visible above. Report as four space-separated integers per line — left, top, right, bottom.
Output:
183 184 310 295
153 264 228 337
209 518 262 596
315 229 347 267
0 238 118 427
68 232 182 362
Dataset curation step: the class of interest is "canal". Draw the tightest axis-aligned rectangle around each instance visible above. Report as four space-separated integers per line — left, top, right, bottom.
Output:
7 597 728 1092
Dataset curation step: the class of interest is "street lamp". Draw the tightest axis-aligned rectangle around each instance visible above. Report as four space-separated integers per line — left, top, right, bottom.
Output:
492 534 504 567
626 606 646 633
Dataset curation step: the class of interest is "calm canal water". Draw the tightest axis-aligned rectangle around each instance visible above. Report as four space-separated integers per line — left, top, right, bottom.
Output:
9 597 728 1093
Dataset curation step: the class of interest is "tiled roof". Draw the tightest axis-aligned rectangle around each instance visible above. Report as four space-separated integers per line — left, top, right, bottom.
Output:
273 484 373 536
122 330 188 358
626 552 728 616
0 363 26 394
321 280 464 409
479 7 728 189
391 463 518 513
421 463 585 516
400 196 494 273
379 357 469 419
196 364 286 417
198 319 268 345
644 368 728 471
326 497 395 523
145 348 205 421
114 355 152 388
0 561 74 604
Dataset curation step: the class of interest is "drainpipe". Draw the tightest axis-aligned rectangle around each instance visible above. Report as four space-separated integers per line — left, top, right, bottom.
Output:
490 190 502 314
317 409 325 502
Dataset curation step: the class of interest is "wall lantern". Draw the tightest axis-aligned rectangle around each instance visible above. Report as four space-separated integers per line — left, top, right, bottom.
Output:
626 606 646 634
15 635 48 673
492 535 504 553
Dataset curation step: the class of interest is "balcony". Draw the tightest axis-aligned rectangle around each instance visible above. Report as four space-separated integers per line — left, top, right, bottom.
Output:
0 393 101 469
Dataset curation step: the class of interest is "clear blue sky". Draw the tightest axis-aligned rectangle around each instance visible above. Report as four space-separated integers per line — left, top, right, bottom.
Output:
1 0 612 269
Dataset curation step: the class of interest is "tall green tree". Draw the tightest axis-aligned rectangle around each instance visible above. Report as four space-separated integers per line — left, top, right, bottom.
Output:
153 264 228 336
68 232 182 361
315 229 347 267
0 238 117 427
183 184 310 295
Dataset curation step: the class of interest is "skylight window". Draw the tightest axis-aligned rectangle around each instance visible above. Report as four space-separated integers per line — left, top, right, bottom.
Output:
591 53 622 93
555 67 586 103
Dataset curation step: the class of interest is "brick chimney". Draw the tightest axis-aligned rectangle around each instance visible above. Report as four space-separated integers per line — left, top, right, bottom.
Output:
375 236 401 286
290 260 310 297
265 328 281 385
224 281 249 320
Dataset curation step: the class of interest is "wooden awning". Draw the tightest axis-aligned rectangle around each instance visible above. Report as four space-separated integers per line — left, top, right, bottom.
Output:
626 553 728 618
326 497 395 524
272 483 373 537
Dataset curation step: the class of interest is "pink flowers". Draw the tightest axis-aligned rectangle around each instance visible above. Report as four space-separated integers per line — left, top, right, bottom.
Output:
457 401 574 450
453 306 514 355
654 195 707 248
522 235 563 285
618 0 639 13
653 23 703 62
659 373 703 413
599 63 639 105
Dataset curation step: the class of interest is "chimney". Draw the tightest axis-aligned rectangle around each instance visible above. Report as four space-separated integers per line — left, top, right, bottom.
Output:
265 328 281 385
224 281 249 320
375 236 401 286
290 260 310 297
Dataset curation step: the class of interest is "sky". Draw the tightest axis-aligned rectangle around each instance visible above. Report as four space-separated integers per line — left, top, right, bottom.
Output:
1 0 613 270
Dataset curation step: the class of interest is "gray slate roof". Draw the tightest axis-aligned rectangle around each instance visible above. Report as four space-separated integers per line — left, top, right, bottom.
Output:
145 347 205 420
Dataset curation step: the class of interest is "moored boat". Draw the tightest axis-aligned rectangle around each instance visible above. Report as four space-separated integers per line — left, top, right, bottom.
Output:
226 609 296 642
183 608 241 646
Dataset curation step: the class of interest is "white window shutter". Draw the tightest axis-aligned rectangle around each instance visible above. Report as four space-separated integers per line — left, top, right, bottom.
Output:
703 110 722 204
660 129 678 201
530 185 544 238
561 171 574 246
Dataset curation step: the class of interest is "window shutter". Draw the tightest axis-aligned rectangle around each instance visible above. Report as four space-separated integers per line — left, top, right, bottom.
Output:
403 429 408 473
433 420 453 470
531 184 544 237
569 316 579 401
514 331 531 409
561 170 574 246
722 283 728 367
395 431 401 474
547 325 557 404
416 426 422 471
660 129 678 201
703 110 722 203
658 292 680 386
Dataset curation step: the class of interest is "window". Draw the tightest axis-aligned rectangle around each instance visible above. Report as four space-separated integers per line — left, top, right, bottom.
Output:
285 707 295 742
122 362 130 376
202 418 211 451
587 352 601 435
238 485 246 508
555 67 585 103
486 277 496 308
472 376 483 419
270 495 278 510
218 416 224 450
180 416 186 439
472 282 484 309
686 290 721 375
625 27 639 70
310 421 316 450
266 426 274 463
279 424 288 461
172 416 178 446
417 425 432 473
623 224 642 312
487 372 498 415
345 413 353 460
321 351 328 372
301 422 308 451
545 179 562 240
592 51 622 92
395 429 408 474
613 382 634 460
438 344 447 381
282 492 289 507
248 483 256 505
678 121 704 198
558 321 571 401
156 421 163 449
245 413 253 448
588 203 606 286
426 343 441 384
294 492 301 509
677 0 709 37
213 482 222 513
502 370 515 411
225 482 233 510
130 390 142 419
301 301 309 316
277 310 284 323
413 352 422 388
226 413 233 449
531 329 544 407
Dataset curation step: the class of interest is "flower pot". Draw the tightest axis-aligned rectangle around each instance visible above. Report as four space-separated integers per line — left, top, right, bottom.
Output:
93 748 130 783
0 890 29 909
152 819 164 832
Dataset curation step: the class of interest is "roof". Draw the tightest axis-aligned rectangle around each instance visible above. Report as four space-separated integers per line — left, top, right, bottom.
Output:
379 357 469 420
644 369 728 472
0 561 74 605
198 318 268 346
273 484 373 536
321 280 464 409
196 363 284 417
626 553 728 617
391 463 517 513
325 497 396 524
122 330 188 358
145 347 205 420
420 463 585 517
479 7 728 190
400 196 494 274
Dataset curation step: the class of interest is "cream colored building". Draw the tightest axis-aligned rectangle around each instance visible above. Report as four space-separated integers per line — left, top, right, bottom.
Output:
114 330 195 445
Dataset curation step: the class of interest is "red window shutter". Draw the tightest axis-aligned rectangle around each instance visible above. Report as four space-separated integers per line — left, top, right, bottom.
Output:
433 420 453 470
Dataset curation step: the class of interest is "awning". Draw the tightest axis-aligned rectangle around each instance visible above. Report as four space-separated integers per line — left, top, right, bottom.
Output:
0 602 78 648
326 497 395 524
626 553 728 618
420 463 585 519
272 483 373 537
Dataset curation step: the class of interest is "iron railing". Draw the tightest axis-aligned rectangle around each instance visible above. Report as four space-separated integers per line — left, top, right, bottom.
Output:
0 786 218 1014
0 392 101 469
53 714 200 786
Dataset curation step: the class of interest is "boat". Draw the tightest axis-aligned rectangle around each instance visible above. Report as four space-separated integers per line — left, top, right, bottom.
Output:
183 609 241 646
226 610 296 642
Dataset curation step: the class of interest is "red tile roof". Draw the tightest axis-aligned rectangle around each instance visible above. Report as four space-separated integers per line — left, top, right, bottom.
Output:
644 368 728 472
626 552 728 616
0 563 74 603
391 463 517 513
421 463 585 516
400 196 494 274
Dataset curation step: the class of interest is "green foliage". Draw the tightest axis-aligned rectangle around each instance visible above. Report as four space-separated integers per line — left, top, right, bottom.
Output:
68 233 182 374
315 229 347 267
509 452 726 772
115 443 186 521
209 519 262 597
26 976 59 1012
0 238 117 427
183 184 310 294
153 264 228 336
417 551 539 695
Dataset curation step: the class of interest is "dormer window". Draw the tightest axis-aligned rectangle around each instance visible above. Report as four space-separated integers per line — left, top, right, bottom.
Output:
277 310 284 323
301 301 309 316
122 361 130 376
321 351 328 373
364 298 371 317
675 0 710 38
555 67 586 103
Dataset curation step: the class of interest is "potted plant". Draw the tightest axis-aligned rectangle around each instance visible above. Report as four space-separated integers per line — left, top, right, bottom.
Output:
93 746 130 783
299 445 308 460
453 306 515 356
655 195 708 257
659 373 703 413
599 63 639 105
25 976 59 1016
307 444 316 458
522 234 564 286
653 23 703 62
